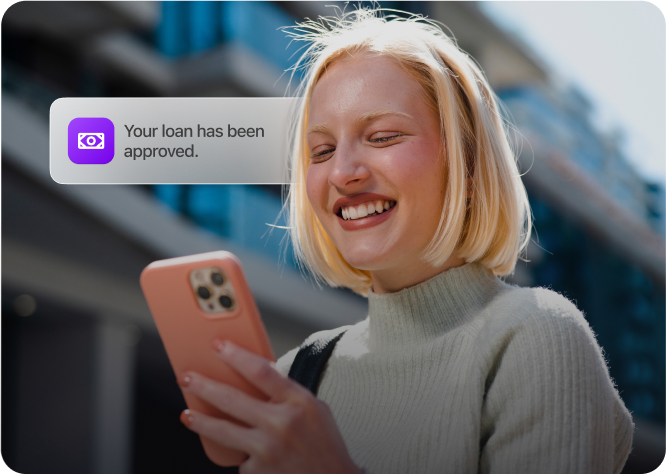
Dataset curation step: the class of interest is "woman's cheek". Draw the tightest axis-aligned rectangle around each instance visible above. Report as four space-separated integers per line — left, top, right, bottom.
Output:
405 141 444 186
385 143 435 188
306 163 329 219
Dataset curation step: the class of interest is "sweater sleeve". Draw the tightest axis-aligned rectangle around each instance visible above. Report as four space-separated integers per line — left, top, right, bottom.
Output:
478 289 633 474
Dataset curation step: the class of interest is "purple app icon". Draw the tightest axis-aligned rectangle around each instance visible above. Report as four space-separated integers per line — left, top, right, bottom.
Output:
68 117 115 164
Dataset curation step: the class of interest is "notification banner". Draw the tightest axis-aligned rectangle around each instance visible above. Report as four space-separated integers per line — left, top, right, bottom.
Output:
50 98 297 184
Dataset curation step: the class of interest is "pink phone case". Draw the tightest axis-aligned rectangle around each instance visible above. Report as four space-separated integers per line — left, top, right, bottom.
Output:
140 251 275 466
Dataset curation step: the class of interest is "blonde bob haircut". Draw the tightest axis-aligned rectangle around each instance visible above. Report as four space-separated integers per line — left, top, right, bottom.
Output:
284 7 531 296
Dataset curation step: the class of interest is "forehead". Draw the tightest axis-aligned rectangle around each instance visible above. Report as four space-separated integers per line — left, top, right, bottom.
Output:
308 52 428 122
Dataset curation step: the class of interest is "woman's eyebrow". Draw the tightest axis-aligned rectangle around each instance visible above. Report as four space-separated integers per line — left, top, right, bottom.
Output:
307 110 414 136
307 124 331 136
354 109 414 124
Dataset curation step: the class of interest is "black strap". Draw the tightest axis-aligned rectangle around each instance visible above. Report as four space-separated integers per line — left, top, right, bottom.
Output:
288 329 347 396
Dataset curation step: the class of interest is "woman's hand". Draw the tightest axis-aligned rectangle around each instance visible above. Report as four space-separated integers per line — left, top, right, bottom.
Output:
177 340 363 474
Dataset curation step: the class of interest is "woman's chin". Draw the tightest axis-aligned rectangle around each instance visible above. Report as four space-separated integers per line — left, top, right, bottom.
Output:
340 250 393 273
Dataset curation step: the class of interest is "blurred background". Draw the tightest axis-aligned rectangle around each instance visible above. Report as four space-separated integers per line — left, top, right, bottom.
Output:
1 2 664 473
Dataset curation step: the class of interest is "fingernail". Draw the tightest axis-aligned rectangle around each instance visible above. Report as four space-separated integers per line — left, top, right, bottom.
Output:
212 339 225 353
177 373 192 388
180 409 194 427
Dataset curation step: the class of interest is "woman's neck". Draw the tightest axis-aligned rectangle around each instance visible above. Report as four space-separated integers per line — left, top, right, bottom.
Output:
370 253 466 294
366 261 501 351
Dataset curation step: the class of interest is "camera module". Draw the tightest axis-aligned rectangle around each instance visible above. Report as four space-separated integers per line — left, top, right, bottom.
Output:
189 266 237 315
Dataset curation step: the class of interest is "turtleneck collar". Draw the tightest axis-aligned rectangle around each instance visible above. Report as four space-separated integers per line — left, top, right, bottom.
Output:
367 262 503 351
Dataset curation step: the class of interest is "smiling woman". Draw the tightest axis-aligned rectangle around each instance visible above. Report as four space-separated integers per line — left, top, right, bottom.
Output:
287 15 532 298
178 7 634 474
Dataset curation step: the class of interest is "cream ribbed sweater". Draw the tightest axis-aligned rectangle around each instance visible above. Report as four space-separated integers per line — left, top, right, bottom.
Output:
276 263 634 474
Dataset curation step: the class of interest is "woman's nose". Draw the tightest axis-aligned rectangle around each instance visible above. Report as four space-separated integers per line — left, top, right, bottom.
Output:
327 143 371 189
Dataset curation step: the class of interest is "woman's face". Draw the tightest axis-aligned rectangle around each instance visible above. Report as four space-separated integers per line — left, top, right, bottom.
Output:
306 52 458 293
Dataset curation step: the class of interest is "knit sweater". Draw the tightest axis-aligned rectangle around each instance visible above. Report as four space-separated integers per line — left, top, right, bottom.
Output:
276 262 634 474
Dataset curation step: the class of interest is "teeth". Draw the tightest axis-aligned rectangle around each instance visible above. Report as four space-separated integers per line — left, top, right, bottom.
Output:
341 200 395 220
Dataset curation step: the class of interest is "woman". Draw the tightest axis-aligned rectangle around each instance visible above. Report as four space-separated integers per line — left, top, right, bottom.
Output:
177 8 633 473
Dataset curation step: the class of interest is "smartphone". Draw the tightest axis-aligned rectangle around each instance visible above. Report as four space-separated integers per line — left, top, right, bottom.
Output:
140 250 275 466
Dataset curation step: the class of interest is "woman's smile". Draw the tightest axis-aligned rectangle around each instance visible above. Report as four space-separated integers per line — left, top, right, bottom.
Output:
334 193 397 230
338 201 397 230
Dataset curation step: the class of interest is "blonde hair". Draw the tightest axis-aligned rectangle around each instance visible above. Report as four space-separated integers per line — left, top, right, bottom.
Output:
283 7 531 296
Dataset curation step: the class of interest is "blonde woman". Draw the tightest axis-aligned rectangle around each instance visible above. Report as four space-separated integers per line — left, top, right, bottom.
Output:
176 9 633 474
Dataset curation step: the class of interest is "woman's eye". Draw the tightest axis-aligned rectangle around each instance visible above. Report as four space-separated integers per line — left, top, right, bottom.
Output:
309 147 334 161
370 133 404 143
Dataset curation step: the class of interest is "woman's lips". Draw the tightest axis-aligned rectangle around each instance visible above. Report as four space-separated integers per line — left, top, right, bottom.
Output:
337 202 397 231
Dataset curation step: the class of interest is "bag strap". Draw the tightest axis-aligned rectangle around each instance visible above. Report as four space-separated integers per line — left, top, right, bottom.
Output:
288 329 347 396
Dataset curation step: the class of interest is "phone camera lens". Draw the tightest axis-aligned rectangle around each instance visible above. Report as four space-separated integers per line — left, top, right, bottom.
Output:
211 272 224 286
197 286 211 299
219 295 233 309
